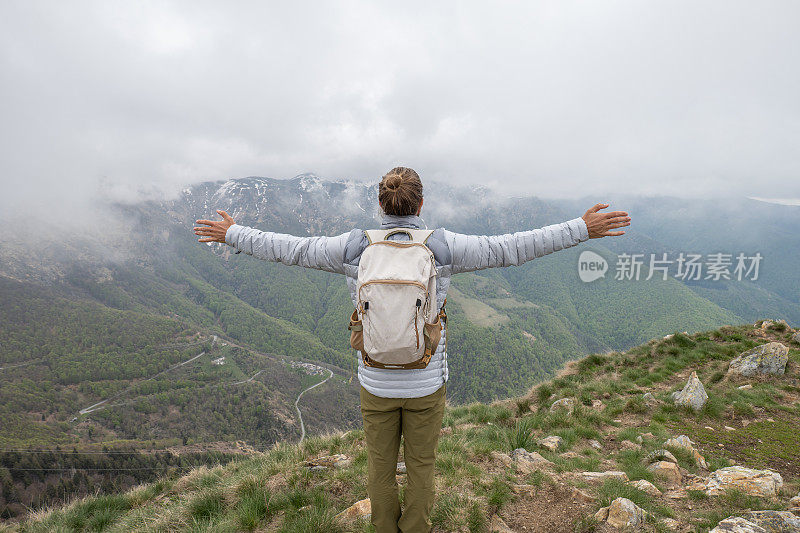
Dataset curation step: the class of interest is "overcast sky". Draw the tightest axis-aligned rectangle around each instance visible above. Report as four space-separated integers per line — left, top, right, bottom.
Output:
1 1 799 223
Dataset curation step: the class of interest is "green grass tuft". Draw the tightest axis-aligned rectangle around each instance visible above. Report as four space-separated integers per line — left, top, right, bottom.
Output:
187 488 226 523
507 417 537 452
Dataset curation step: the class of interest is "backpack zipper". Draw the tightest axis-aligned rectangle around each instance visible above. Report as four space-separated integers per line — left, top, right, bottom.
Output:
357 279 428 306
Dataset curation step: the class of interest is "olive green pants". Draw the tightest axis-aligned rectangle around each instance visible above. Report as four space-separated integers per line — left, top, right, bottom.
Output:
360 383 447 533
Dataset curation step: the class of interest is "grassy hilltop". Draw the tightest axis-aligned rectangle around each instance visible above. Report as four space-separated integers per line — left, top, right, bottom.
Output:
5 320 800 533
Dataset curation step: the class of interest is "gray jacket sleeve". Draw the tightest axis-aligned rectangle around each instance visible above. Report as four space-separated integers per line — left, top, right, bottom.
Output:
443 216 590 274
224 224 350 275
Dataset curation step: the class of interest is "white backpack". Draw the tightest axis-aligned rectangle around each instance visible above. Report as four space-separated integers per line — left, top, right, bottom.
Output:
348 228 445 369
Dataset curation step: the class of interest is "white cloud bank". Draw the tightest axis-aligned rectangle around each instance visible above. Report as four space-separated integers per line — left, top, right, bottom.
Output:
1 0 799 225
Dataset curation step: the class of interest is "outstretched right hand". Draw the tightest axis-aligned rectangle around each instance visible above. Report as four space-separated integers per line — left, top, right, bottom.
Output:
581 203 630 238
194 210 236 243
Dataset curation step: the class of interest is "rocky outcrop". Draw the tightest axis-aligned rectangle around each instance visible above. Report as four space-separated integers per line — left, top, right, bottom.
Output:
671 371 708 411
579 471 629 483
648 461 683 484
305 454 351 470
792 331 800 345
538 435 564 451
728 343 789 377
664 435 709 469
789 494 800 514
755 319 791 333
705 466 784 497
594 497 646 530
742 510 800 532
711 516 768 533
491 451 513 468
510 448 553 473
629 479 662 496
644 449 679 465
550 397 575 414
336 498 371 520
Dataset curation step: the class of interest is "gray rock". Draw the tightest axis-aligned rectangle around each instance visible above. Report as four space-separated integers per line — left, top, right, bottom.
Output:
789 495 800 513
305 454 351 470
550 397 575 414
643 392 658 405
706 466 784 497
580 471 629 483
538 435 564 451
742 510 800 532
791 331 800 344
594 497 646 530
711 517 768 533
510 448 553 473
490 451 513 468
629 479 662 496
588 439 603 450
396 461 406 474
648 461 682 484
664 435 709 469
645 448 679 465
671 371 708 411
728 342 789 377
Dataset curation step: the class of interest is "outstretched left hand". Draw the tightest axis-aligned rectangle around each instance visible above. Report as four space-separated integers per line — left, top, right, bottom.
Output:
582 203 630 238
194 210 235 243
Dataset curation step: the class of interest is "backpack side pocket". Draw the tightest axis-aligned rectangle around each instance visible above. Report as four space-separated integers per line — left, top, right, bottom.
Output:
423 314 443 356
348 308 364 352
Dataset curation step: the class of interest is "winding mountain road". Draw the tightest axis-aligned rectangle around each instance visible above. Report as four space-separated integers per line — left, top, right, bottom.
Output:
294 369 334 442
76 332 338 443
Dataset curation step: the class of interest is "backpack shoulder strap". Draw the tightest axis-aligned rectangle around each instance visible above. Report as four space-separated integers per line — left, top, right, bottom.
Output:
365 228 435 244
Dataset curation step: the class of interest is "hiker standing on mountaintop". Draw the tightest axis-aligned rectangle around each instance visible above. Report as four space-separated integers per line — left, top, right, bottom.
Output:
194 167 630 533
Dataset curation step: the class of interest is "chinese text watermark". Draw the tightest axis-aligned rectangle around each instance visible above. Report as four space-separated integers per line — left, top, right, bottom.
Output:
578 251 762 283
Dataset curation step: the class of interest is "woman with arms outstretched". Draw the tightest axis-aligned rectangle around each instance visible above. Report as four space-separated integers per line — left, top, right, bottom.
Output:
194 167 630 533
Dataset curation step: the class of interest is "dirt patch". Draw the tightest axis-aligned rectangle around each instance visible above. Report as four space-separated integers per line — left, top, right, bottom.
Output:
499 482 595 533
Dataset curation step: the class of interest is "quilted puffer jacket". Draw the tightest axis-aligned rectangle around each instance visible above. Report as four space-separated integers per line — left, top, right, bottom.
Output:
225 213 589 398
